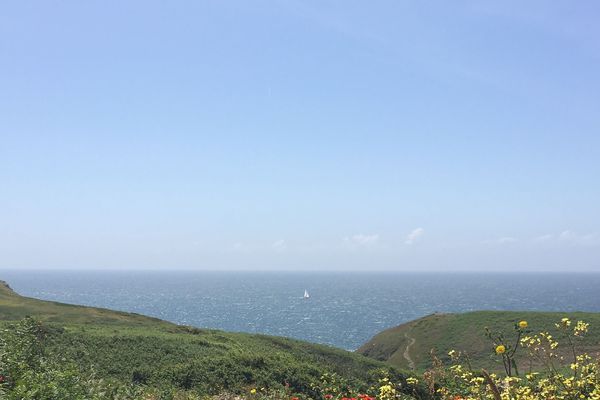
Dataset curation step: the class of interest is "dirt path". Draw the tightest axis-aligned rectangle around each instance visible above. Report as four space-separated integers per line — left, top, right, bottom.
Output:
403 332 416 370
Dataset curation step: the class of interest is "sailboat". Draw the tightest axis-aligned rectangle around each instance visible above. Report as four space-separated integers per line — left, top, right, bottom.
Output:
303 289 310 299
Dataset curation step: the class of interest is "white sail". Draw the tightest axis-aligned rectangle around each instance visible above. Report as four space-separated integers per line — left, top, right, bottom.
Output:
303 289 310 299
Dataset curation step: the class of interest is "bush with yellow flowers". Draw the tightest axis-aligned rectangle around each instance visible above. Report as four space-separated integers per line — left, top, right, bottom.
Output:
424 318 600 400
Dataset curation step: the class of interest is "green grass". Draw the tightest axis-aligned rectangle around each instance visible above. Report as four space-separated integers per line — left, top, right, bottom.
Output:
10 276 599 395
47 324 393 394
0 280 173 328
357 311 600 371
0 280 409 396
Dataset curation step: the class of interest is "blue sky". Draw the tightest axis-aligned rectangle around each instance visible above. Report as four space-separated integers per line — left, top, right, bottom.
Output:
1 1 599 271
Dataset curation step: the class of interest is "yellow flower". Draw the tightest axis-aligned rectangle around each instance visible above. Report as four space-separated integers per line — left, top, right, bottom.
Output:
518 320 528 329
561 317 572 327
526 372 539 381
250 389 257 395
574 320 589 336
406 377 419 385
571 363 579 371
495 345 506 354
379 384 396 400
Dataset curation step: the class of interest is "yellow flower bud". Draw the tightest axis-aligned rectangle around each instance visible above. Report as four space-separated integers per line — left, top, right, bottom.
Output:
518 320 528 329
495 345 506 354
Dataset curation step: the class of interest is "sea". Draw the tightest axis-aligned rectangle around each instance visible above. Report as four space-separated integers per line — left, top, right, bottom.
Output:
2 270 600 351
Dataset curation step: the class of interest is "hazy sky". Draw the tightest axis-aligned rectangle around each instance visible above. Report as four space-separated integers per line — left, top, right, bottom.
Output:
1 1 599 271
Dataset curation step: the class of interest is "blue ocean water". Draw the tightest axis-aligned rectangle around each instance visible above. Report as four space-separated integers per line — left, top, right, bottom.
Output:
2 271 599 350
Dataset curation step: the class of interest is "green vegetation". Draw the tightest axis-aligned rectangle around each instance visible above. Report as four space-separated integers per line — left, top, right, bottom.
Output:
0 280 173 328
0 280 414 399
357 311 600 371
4 279 600 400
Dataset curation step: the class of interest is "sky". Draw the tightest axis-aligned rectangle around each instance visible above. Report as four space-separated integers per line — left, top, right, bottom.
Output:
1 1 599 271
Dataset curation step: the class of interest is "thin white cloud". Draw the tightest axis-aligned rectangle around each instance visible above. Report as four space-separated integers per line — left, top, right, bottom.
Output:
533 234 554 243
230 242 255 253
272 239 287 252
405 228 425 245
559 230 575 241
558 230 600 246
233 242 244 251
482 236 518 245
498 237 517 244
344 233 380 247
531 231 600 246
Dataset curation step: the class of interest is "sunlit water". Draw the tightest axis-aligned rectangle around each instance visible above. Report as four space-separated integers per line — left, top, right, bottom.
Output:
2 271 599 350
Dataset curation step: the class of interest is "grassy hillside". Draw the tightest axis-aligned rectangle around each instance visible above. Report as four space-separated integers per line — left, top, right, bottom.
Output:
357 311 600 371
0 280 173 327
0 280 411 397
